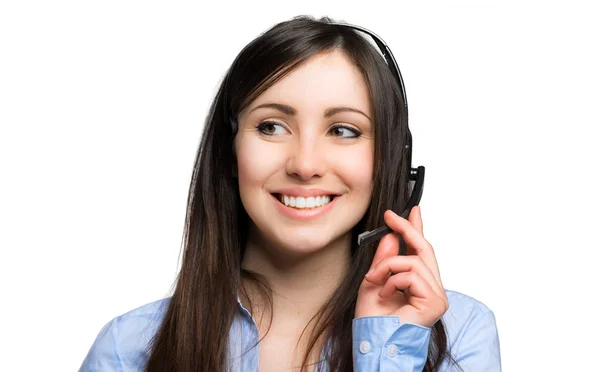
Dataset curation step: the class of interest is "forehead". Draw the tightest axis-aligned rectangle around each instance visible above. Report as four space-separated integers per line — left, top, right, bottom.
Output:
245 50 372 116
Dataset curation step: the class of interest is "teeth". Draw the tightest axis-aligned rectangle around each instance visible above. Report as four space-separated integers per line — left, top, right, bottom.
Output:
278 194 333 209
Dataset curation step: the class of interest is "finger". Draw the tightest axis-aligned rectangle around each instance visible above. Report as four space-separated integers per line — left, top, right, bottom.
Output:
368 232 400 270
384 210 442 285
409 206 423 236
365 255 444 297
379 271 435 299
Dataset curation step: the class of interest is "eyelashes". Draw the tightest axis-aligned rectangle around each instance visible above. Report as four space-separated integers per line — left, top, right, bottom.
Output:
255 120 362 139
329 124 362 139
255 121 286 136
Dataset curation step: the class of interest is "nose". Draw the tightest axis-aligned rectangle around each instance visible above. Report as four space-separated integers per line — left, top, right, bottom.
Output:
285 134 327 181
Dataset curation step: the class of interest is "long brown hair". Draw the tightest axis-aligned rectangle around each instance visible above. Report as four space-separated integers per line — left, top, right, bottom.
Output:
144 15 461 371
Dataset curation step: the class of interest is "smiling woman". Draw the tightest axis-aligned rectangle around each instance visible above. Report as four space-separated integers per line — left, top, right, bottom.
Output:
80 15 500 372
234 50 375 256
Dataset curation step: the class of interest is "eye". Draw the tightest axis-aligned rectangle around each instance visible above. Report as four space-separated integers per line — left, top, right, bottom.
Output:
329 124 362 139
256 120 287 136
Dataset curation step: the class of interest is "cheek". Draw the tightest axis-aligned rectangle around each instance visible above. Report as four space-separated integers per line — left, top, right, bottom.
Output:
236 138 281 190
336 147 374 193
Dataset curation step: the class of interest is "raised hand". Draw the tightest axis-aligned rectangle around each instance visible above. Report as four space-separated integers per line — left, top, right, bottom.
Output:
354 206 449 328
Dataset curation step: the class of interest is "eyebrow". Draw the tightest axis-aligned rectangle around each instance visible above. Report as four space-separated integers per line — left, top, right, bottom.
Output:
249 102 372 121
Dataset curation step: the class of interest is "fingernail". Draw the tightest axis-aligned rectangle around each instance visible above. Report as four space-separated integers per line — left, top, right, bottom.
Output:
366 267 375 276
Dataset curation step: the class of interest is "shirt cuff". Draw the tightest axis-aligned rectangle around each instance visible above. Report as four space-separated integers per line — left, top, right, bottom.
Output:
352 316 431 371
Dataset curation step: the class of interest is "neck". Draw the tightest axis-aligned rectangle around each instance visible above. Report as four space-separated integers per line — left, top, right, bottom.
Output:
240 226 351 331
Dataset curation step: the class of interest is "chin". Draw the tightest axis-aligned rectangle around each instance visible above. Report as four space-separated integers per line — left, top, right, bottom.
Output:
279 238 331 254
269 227 349 255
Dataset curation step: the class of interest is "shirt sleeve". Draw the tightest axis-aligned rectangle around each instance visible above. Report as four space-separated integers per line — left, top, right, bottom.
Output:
79 317 124 372
352 316 431 372
451 309 501 371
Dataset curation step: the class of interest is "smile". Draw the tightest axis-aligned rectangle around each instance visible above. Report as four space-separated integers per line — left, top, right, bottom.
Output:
270 193 339 220
275 194 334 209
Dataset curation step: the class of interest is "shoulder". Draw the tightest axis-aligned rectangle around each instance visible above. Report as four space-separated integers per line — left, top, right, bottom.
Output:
442 289 499 349
112 296 171 343
80 297 171 372
444 289 494 319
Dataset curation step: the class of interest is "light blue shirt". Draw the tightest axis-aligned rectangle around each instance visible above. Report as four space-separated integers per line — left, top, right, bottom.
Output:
80 289 501 371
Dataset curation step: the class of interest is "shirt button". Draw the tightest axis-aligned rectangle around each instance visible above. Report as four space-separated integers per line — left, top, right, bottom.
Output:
387 344 399 358
359 341 371 354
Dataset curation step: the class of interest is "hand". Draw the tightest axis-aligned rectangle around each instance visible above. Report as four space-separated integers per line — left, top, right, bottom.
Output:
354 206 449 328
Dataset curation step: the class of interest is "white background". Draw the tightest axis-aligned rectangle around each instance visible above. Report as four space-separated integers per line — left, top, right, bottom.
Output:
1 0 598 370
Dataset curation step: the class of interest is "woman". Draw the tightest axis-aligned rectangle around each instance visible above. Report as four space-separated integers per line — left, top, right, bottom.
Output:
81 15 501 372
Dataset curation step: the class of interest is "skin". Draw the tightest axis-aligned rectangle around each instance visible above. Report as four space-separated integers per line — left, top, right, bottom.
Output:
233 50 448 370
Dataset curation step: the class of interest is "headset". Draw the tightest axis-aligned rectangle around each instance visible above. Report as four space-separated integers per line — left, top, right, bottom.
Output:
227 22 425 252
331 23 425 251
